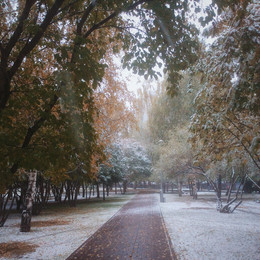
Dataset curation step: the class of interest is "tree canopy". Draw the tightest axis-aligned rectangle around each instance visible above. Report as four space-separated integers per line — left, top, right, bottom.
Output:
0 0 204 188
190 1 260 171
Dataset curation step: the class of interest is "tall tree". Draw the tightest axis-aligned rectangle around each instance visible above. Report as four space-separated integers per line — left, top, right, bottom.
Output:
0 0 202 182
190 0 260 171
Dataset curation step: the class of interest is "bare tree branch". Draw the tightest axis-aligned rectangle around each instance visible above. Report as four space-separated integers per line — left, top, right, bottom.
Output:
9 0 65 78
84 0 147 38
3 0 37 66
77 0 98 35
10 94 59 174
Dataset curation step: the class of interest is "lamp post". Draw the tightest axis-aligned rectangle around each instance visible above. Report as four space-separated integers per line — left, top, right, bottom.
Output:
158 140 165 203
160 171 165 202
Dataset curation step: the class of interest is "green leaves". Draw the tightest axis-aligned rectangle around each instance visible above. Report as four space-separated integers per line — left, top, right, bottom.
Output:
0 0 226 191
190 1 260 171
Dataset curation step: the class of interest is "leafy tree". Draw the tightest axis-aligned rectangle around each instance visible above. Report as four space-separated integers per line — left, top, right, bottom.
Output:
121 138 152 182
98 143 126 191
132 71 201 196
93 58 136 147
0 0 237 226
101 139 152 192
147 75 196 145
0 0 201 189
190 0 260 171
188 0 259 212
0 0 200 112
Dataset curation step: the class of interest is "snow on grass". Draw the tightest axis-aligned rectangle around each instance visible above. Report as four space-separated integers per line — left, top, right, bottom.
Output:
0 193 134 260
2 190 259 260
160 192 260 260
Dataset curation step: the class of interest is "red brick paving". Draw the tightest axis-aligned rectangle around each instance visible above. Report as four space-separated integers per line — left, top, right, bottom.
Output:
66 191 176 260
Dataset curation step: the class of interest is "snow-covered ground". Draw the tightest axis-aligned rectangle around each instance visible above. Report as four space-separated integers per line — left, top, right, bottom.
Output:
0 193 134 259
1 191 260 260
160 192 260 260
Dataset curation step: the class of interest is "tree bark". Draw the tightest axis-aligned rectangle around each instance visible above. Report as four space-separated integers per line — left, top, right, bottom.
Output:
0 188 16 227
119 183 122 194
188 179 193 196
0 69 11 113
106 185 109 197
115 182 117 194
178 178 183 197
123 180 127 194
96 183 100 198
82 183 85 197
216 174 222 210
89 185 92 199
192 176 197 200
102 184 105 201
162 182 166 193
20 171 37 232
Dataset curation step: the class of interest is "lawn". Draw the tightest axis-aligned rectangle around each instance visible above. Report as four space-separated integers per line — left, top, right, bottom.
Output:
0 193 134 259
160 192 260 260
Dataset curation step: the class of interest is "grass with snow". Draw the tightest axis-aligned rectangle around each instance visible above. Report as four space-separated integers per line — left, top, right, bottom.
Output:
0 193 134 260
1 191 259 260
160 192 260 260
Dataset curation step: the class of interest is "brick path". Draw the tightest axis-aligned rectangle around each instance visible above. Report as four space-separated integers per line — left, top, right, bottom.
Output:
66 191 176 260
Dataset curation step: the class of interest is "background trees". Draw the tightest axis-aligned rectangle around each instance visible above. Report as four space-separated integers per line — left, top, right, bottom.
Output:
190 1 260 170
2 0 257 228
1 0 204 228
141 73 198 192
190 1 260 178
133 0 259 211
0 0 200 190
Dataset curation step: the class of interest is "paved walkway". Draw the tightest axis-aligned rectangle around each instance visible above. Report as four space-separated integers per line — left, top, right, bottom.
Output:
67 191 176 260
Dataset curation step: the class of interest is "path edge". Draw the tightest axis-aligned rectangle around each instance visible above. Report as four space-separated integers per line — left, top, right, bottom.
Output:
66 192 137 260
159 205 178 260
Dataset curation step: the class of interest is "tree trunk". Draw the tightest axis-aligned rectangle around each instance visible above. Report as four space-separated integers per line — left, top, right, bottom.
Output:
102 184 105 201
106 185 109 197
188 179 193 196
52 184 63 203
65 181 71 204
178 178 183 197
89 185 92 199
16 196 22 211
72 182 80 207
123 180 127 194
216 174 222 210
20 171 37 232
162 182 166 193
0 189 16 227
33 176 50 215
0 69 11 113
192 176 197 200
207 181 210 191
220 175 245 213
96 183 100 198
197 180 201 191
115 182 117 194
82 183 85 197
119 183 122 194
85 185 87 200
